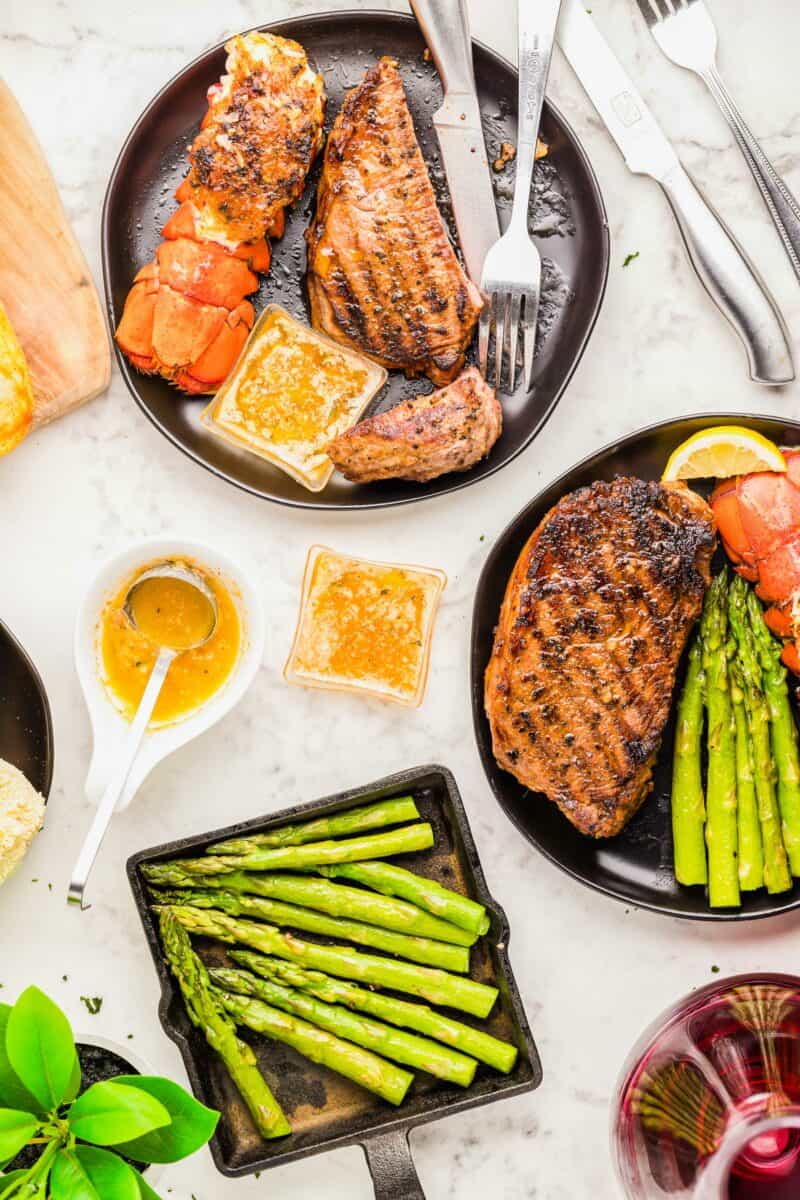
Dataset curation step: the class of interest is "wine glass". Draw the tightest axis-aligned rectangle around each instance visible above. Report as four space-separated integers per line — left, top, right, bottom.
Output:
612 973 800 1198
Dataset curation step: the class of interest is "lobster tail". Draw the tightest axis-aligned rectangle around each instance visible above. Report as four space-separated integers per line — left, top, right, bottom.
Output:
711 448 800 675
114 31 325 395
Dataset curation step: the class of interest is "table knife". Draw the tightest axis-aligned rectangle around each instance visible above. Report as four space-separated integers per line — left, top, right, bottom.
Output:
410 0 500 285
557 0 794 385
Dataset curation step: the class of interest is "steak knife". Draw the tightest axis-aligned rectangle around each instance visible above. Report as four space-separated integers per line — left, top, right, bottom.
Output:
410 0 500 285
557 0 794 385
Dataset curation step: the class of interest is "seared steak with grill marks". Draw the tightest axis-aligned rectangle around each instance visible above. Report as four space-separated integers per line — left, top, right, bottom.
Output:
327 367 501 483
306 57 484 386
484 477 716 838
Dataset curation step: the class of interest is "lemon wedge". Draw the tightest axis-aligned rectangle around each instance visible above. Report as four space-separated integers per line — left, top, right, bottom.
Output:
662 426 787 481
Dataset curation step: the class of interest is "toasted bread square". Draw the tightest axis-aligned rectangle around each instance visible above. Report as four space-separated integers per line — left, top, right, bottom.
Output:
285 546 446 706
201 306 386 491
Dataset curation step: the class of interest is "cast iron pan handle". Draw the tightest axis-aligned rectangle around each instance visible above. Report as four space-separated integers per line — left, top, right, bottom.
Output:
362 1128 426 1199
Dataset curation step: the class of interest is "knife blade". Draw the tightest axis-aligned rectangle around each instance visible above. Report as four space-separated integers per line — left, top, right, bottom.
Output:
558 0 678 182
557 0 794 385
410 0 500 285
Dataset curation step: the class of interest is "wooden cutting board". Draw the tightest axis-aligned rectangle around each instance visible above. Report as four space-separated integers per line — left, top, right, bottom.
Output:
0 79 110 427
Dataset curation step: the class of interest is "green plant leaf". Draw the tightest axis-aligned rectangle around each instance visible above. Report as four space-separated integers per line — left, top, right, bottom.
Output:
5 989 76 1112
110 1076 218 1163
0 1110 39 1164
63 1054 82 1105
0 1007 41 1116
0 1168 31 1196
132 1168 162 1200
68 1082 170 1147
50 1147 139 1200
0 1143 55 1200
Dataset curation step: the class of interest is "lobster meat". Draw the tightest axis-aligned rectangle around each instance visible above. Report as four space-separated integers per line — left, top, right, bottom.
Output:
711 448 800 673
115 32 325 394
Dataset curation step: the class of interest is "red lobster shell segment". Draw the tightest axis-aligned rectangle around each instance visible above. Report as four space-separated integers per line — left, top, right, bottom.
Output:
711 448 800 673
115 32 325 395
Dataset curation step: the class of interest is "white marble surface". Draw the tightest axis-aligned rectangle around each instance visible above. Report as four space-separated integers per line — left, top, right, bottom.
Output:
2 1 800 1196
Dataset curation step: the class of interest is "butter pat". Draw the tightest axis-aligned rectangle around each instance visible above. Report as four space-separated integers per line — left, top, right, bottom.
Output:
285 546 446 706
0 759 45 885
201 305 387 491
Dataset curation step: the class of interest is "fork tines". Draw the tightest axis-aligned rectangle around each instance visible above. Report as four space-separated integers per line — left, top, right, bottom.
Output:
639 0 684 23
478 288 538 395
637 0 695 25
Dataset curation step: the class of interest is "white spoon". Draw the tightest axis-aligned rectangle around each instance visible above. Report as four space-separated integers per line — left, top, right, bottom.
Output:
68 562 217 909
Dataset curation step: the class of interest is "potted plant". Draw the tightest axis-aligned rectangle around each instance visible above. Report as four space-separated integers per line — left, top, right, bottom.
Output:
0 986 218 1198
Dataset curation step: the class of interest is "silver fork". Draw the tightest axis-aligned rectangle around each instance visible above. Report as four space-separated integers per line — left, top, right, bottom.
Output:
479 0 563 393
635 0 800 282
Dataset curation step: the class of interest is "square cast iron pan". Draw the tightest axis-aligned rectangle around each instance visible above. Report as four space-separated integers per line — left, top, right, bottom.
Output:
127 765 541 1196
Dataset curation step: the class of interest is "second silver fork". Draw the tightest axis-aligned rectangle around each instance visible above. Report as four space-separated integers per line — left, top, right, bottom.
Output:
636 0 800 282
479 0 563 394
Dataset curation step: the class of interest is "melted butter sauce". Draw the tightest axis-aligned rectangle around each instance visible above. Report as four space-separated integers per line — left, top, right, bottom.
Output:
100 560 241 725
127 575 216 652
231 308 371 445
293 555 431 696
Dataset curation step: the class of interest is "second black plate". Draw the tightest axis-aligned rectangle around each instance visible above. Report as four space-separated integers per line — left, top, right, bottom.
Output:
471 415 800 922
102 9 609 510
0 619 54 799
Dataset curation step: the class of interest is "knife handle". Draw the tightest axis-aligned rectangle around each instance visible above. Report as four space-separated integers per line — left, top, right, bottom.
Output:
409 0 476 97
659 163 794 386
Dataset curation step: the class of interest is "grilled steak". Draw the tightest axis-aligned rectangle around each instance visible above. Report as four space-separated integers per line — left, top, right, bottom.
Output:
327 367 501 484
306 57 484 386
484 477 716 837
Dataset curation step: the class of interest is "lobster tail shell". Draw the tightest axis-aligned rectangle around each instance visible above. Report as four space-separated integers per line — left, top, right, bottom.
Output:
114 31 326 395
115 240 256 391
711 448 800 675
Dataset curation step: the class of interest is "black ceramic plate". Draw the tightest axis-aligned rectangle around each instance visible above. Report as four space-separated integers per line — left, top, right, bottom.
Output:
471 415 800 922
102 10 609 510
128 766 540 1193
0 619 54 797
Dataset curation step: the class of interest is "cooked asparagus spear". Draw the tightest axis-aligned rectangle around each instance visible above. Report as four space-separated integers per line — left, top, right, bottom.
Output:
157 909 290 1138
671 635 708 886
142 865 476 947
317 862 490 936
212 988 412 1105
156 905 498 1018
728 577 791 894
730 655 764 890
154 824 434 877
211 966 477 1087
208 798 420 855
700 571 740 908
232 952 518 1074
747 588 800 876
149 887 470 972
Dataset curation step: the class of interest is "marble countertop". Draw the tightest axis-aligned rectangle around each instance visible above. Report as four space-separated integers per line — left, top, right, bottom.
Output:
2 0 800 1196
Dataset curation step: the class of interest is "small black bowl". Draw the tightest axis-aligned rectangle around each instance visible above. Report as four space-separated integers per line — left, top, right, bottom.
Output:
0 618 53 798
471 414 800 922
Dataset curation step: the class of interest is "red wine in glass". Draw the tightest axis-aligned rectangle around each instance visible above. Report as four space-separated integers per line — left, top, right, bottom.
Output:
612 974 800 1199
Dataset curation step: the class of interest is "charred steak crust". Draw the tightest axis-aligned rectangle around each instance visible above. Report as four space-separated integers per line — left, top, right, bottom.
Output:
326 367 501 484
484 477 716 838
306 57 484 386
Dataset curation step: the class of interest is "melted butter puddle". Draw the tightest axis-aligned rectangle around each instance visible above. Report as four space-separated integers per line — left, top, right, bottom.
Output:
100 560 241 725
